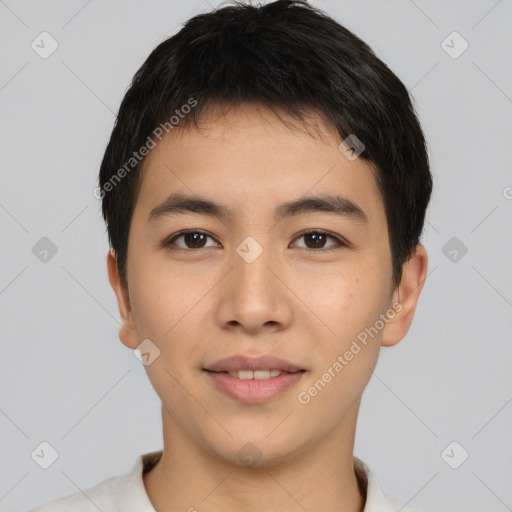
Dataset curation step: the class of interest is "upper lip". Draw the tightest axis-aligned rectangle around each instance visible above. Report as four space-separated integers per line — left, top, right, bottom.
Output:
204 355 306 373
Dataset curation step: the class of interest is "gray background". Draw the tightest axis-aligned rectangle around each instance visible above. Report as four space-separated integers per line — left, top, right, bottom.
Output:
1 0 511 511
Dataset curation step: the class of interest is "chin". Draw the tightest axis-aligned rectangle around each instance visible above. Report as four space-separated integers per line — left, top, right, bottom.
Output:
203 430 310 469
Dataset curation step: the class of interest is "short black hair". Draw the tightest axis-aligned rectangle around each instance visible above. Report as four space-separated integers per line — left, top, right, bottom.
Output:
98 0 432 290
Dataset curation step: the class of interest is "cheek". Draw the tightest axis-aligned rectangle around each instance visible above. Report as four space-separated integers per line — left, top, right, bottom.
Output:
127 267 202 406
128 253 196 336
298 276 386 415
128 261 211 380
301 270 388 398
309 267 388 345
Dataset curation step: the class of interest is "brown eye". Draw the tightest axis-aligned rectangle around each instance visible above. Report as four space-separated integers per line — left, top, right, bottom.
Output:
164 229 346 252
293 230 345 251
164 230 219 250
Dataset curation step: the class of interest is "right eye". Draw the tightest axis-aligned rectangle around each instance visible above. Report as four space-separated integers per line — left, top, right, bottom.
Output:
163 230 221 250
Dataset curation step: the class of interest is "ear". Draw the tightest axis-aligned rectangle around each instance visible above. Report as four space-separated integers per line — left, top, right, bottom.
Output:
381 244 428 347
107 249 139 349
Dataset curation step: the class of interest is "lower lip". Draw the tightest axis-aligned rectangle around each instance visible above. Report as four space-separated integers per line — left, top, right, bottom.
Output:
205 370 305 404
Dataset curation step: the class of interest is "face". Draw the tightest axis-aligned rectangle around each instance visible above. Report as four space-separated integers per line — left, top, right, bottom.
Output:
108 103 423 467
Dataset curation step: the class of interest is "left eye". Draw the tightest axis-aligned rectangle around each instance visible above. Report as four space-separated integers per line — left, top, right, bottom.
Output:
292 230 345 250
163 230 345 251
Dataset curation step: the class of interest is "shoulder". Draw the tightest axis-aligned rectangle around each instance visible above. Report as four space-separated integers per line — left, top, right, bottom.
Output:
354 457 424 512
29 470 124 512
27 473 122 511
382 494 422 512
28 451 161 512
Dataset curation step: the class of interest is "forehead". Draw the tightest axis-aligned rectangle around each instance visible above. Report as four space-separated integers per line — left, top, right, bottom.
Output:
134 103 385 229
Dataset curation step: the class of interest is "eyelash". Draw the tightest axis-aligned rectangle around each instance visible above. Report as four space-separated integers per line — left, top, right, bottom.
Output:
163 229 348 252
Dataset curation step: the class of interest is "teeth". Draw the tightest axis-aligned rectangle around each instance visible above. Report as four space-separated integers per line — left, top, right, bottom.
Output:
227 369 282 379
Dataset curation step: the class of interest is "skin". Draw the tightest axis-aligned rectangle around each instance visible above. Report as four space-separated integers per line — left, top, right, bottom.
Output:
107 103 428 512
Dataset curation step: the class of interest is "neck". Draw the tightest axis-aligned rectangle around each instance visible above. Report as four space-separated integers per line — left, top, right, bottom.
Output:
143 406 366 512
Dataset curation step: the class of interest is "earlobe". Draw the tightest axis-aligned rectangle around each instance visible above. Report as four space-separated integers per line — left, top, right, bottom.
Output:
106 249 139 349
381 244 429 347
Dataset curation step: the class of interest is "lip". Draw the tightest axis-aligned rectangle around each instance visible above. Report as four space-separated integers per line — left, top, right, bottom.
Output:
205 370 306 404
204 354 305 373
203 354 307 404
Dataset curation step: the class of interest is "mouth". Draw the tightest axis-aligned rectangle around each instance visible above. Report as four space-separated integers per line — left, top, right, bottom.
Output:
203 355 307 403
204 354 307 374
204 369 306 403
204 369 306 380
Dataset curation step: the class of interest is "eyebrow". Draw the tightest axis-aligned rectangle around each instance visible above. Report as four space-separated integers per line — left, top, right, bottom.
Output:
148 192 368 225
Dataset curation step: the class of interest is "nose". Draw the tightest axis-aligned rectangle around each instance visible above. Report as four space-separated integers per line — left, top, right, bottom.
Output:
214 240 294 334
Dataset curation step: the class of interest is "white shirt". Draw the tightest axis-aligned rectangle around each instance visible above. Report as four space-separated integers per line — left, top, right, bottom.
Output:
29 451 420 511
